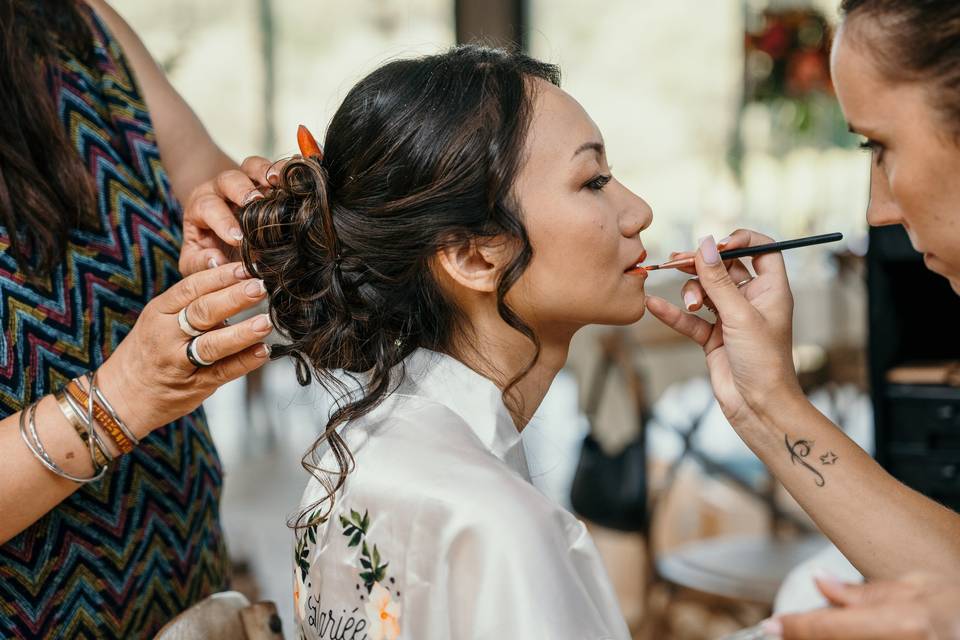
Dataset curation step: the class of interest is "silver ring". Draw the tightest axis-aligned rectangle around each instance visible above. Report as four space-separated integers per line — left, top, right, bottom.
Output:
186 336 214 367
178 307 205 337
736 277 755 289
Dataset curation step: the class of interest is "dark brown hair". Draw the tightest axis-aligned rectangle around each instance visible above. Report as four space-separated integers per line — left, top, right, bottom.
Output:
240 45 560 526
0 0 97 276
840 0 960 132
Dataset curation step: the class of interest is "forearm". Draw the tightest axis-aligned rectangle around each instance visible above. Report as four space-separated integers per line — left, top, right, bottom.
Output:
740 394 960 580
0 394 117 543
85 1 237 202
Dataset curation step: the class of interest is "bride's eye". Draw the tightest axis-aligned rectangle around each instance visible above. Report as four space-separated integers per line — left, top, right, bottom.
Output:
585 174 612 191
859 138 886 166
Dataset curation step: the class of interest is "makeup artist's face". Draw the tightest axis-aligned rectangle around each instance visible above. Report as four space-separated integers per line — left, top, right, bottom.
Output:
832 20 960 294
508 79 653 338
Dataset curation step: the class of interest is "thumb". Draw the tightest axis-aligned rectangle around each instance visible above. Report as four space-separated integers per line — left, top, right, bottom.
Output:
817 574 919 608
694 234 753 322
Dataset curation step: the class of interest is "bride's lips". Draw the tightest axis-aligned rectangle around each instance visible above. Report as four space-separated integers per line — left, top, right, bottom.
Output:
624 251 648 276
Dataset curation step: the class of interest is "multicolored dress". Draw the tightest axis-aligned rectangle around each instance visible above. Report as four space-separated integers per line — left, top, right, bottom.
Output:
0 8 228 638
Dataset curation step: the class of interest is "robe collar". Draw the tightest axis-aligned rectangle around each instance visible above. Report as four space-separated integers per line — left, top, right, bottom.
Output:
399 349 530 481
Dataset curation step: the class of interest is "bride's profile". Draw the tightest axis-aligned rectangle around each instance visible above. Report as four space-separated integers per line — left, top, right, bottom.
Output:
240 44 652 639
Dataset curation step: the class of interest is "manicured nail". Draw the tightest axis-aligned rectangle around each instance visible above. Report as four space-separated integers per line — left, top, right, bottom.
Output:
255 343 271 358
234 263 249 279
251 313 272 333
244 279 266 296
266 168 280 186
230 227 244 242
683 291 698 311
813 568 845 589
241 190 264 206
718 235 733 248
760 618 783 637
699 235 720 265
207 257 219 269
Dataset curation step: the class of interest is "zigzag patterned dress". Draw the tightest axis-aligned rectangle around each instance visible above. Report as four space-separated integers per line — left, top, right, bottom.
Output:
0 9 228 638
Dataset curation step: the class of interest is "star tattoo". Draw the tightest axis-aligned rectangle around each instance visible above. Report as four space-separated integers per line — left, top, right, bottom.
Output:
819 451 838 465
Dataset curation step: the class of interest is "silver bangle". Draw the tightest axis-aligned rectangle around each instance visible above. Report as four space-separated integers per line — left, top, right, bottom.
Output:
20 400 107 483
84 371 140 447
63 390 115 463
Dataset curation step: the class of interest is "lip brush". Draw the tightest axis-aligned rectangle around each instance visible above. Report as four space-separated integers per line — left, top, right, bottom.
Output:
643 232 844 272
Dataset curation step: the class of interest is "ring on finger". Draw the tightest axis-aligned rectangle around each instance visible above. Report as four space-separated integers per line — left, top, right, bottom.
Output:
178 306 205 337
736 277 755 289
186 336 215 368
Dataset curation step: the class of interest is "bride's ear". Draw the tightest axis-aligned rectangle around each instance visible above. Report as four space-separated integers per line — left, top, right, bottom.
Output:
435 236 513 294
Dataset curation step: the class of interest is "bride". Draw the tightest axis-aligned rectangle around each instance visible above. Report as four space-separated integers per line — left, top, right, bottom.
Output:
239 44 652 639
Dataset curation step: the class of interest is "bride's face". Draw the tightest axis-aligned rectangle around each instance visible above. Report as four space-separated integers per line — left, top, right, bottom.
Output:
508 80 653 337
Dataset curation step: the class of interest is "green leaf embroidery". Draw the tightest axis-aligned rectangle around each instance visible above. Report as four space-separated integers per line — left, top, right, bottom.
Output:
338 506 393 594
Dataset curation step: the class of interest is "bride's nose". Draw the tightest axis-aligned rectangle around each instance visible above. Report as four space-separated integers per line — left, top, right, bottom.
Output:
620 192 653 238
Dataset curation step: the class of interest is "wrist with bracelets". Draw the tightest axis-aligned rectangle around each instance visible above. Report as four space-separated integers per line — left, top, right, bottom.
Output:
20 370 138 484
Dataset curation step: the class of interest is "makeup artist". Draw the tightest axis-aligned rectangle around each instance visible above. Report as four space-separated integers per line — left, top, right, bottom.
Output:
646 1 960 638
0 1 274 637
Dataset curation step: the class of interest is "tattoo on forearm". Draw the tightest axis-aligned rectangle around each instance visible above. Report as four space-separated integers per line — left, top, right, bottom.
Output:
784 435 826 487
819 451 838 465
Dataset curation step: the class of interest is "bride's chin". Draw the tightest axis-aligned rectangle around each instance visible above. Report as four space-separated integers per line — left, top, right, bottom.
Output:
600 292 647 325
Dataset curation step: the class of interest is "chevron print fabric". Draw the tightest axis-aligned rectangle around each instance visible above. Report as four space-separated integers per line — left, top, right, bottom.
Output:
0 9 228 638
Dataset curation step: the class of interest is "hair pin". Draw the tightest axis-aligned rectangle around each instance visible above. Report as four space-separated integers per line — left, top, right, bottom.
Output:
297 124 323 159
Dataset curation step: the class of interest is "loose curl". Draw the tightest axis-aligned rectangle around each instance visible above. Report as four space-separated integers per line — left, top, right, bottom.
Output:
239 45 560 528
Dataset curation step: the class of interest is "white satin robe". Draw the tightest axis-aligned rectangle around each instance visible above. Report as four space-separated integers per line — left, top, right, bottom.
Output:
293 349 630 640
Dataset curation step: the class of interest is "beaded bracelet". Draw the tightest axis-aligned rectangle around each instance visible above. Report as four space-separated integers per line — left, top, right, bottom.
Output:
65 379 134 454
85 372 140 448
56 388 112 467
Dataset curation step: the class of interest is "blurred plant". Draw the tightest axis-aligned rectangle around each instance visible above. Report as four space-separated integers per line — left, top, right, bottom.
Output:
733 7 857 166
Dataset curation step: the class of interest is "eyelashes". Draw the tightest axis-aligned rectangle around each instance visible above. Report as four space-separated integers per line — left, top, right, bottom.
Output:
586 174 612 191
859 139 886 165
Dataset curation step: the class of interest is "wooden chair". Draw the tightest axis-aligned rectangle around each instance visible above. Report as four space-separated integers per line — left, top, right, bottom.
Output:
153 591 285 640
577 327 827 639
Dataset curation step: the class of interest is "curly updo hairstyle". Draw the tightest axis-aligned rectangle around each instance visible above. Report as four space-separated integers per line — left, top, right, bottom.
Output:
239 45 560 526
840 0 960 135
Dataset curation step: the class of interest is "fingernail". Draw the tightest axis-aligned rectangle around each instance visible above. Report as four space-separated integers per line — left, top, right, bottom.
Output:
244 279 266 296
207 257 219 270
251 313 272 333
813 568 845 589
760 618 783 636
683 292 698 311
255 343 271 358
234 263 249 279
718 235 733 248
699 235 720 265
266 168 280 186
230 227 244 242
241 190 264 206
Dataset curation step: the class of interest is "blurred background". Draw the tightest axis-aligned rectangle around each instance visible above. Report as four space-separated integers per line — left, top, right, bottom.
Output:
109 0 949 638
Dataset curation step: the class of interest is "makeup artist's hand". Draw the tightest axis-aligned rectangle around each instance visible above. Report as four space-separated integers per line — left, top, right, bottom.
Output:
771 572 960 639
645 229 802 425
179 156 282 276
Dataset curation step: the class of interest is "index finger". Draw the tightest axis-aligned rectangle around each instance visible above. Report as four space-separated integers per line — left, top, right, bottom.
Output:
154 262 251 314
780 606 926 640
241 155 290 187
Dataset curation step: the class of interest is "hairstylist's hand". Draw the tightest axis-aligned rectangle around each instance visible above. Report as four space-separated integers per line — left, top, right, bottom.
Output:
95 262 273 439
179 156 281 275
645 229 802 425
770 573 960 639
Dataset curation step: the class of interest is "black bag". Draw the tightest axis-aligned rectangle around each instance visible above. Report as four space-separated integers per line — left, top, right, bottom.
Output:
570 430 647 533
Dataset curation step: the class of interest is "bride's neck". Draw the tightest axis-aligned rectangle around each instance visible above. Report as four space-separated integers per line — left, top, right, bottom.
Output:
453 323 571 432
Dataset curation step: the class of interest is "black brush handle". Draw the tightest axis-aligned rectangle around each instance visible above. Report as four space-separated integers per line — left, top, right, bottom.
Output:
719 232 844 261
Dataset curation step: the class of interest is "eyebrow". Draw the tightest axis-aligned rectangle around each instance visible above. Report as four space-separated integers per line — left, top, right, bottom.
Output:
572 141 604 160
